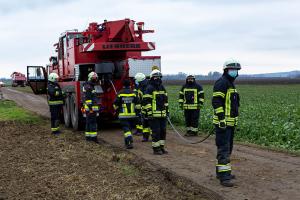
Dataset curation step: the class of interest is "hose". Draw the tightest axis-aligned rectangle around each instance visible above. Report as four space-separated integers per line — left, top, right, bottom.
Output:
109 80 117 95
167 117 212 144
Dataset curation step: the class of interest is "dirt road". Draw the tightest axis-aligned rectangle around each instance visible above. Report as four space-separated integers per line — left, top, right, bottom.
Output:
2 87 300 200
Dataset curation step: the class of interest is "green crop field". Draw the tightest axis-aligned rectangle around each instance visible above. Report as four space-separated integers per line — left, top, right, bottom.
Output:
167 84 300 152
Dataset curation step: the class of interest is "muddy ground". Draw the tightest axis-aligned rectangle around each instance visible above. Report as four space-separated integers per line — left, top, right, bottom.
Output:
0 121 214 200
2 87 300 200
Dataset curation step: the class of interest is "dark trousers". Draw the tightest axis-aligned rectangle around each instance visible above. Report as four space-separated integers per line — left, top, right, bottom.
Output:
149 118 167 148
120 118 135 136
142 118 151 139
184 109 200 132
135 115 143 133
215 126 235 180
50 105 61 133
85 114 97 138
120 118 135 146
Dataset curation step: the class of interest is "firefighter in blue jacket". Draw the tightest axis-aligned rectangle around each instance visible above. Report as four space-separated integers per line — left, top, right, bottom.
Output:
178 75 204 136
212 58 241 187
114 79 140 149
83 71 100 143
142 70 169 155
47 72 64 134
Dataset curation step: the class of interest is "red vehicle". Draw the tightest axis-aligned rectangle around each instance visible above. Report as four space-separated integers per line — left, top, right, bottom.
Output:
27 18 161 130
11 72 27 87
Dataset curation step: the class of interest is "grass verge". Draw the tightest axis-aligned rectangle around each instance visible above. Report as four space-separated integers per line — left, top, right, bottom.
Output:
0 100 42 123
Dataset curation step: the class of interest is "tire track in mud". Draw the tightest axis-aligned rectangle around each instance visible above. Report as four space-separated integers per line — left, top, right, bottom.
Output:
2 87 300 200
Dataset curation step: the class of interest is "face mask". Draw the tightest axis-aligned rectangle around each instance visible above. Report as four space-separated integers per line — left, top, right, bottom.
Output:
135 80 139 86
153 78 162 86
228 69 238 78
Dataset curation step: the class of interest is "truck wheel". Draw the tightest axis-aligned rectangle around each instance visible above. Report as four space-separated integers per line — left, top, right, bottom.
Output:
63 95 72 128
70 94 84 130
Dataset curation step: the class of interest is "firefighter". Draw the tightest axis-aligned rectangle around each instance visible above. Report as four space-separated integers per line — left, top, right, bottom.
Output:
114 79 140 149
47 72 64 134
134 72 151 142
83 71 100 143
212 58 241 187
143 69 169 155
133 73 145 136
178 75 204 136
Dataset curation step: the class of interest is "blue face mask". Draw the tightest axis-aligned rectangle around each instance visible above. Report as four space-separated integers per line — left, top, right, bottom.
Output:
228 69 238 78
135 80 139 86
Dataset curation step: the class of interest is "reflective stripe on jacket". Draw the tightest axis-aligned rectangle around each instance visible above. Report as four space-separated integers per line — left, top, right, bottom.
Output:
212 74 240 126
178 82 204 110
113 88 140 119
47 81 64 106
83 81 99 114
142 81 168 118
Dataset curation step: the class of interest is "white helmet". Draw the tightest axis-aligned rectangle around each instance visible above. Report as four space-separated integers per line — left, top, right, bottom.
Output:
48 72 59 82
150 69 162 78
88 71 98 81
134 73 146 82
186 74 195 79
223 58 241 70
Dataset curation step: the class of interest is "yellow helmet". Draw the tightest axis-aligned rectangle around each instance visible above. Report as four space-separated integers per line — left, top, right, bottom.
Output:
152 65 159 71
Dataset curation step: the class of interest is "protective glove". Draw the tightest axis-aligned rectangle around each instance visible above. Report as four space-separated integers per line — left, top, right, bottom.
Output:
219 120 226 129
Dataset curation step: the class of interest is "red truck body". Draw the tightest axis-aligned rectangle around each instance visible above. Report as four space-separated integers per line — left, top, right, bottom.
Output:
11 72 26 87
27 18 161 130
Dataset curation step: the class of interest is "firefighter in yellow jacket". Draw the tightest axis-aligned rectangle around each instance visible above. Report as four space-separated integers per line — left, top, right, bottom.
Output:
83 72 100 143
47 73 64 134
142 70 169 155
212 58 241 187
114 79 140 149
178 75 204 136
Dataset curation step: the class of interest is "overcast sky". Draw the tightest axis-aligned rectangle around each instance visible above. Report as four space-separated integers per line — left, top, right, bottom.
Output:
0 0 300 78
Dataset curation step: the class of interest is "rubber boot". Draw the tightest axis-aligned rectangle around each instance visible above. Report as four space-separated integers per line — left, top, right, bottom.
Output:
153 147 163 155
125 136 133 149
185 130 192 137
217 174 235 180
190 131 198 136
220 179 234 187
160 145 168 154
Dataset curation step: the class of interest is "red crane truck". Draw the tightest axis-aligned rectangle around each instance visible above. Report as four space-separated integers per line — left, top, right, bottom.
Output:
27 18 161 130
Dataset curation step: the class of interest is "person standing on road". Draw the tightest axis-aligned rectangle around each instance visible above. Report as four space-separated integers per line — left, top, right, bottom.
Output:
178 75 204 136
83 71 100 143
212 58 241 187
133 73 145 136
143 69 169 155
134 72 152 142
114 79 140 149
47 73 64 134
